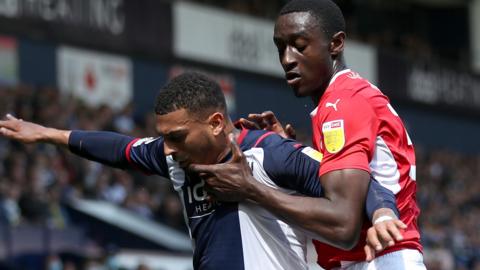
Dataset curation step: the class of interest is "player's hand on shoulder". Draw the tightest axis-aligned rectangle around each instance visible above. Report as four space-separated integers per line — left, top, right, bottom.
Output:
241 111 296 139
0 114 47 143
364 208 407 261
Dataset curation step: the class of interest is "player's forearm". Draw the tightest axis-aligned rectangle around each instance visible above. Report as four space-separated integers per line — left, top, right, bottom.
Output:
365 179 399 221
42 127 71 146
68 130 134 168
247 181 361 250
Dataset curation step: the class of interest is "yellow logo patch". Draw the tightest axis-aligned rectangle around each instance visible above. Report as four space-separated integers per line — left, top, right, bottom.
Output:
301 147 323 162
322 120 345 153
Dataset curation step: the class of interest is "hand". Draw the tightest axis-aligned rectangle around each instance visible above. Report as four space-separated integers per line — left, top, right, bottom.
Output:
0 114 47 143
238 111 296 139
364 208 407 261
188 134 257 202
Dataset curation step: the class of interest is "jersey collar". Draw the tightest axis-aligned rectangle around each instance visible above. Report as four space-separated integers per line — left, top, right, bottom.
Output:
329 68 351 86
236 128 249 146
310 69 351 117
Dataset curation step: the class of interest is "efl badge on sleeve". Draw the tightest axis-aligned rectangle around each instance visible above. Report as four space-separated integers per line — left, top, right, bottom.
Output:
322 120 345 153
301 147 323 163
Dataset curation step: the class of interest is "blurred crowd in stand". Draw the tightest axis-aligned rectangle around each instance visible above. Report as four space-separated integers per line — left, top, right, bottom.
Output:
0 85 479 269
417 147 480 270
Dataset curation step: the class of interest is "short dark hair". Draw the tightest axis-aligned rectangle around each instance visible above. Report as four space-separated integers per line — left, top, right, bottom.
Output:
154 72 227 117
279 0 346 39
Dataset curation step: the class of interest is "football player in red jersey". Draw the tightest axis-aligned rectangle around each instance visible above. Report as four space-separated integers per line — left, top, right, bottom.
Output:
189 0 425 269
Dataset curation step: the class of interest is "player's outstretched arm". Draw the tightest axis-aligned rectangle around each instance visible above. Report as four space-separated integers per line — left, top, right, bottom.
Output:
0 114 70 145
0 114 166 175
0 114 130 168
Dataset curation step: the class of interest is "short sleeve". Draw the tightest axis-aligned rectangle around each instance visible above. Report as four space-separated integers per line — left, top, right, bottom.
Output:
318 93 378 176
126 137 169 177
259 134 322 197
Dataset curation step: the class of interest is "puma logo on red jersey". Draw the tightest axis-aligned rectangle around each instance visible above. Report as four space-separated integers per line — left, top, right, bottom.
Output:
325 99 340 111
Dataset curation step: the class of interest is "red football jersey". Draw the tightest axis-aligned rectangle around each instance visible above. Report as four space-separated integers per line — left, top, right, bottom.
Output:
310 69 422 269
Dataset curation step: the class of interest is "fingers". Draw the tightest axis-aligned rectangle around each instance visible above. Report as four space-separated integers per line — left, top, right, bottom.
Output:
285 124 296 139
0 127 15 138
387 220 405 241
0 114 17 135
366 227 383 252
374 219 406 248
0 115 17 130
247 113 261 119
247 111 279 129
364 244 376 262
0 114 24 133
386 220 406 242
247 114 268 129
188 163 217 174
366 220 406 255
0 121 15 130
260 111 279 126
365 220 406 261
5 114 18 121
246 111 284 134
238 118 260 130
395 219 407 229
376 223 395 247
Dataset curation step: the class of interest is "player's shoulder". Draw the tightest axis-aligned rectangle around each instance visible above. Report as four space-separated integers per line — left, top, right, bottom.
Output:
131 137 164 147
332 70 383 98
325 76 388 115
239 129 289 151
337 70 373 89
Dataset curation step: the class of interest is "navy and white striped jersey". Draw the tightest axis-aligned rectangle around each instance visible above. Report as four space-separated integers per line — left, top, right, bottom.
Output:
125 129 323 270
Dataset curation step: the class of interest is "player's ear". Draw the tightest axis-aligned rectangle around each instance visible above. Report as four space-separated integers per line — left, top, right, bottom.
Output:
208 112 225 136
330 31 345 57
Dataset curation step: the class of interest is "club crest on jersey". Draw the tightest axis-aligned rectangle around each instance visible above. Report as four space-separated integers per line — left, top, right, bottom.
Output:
322 120 345 153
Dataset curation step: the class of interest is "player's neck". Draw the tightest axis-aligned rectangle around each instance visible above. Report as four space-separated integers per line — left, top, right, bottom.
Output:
333 56 347 74
216 120 239 163
311 57 347 105
224 120 236 135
